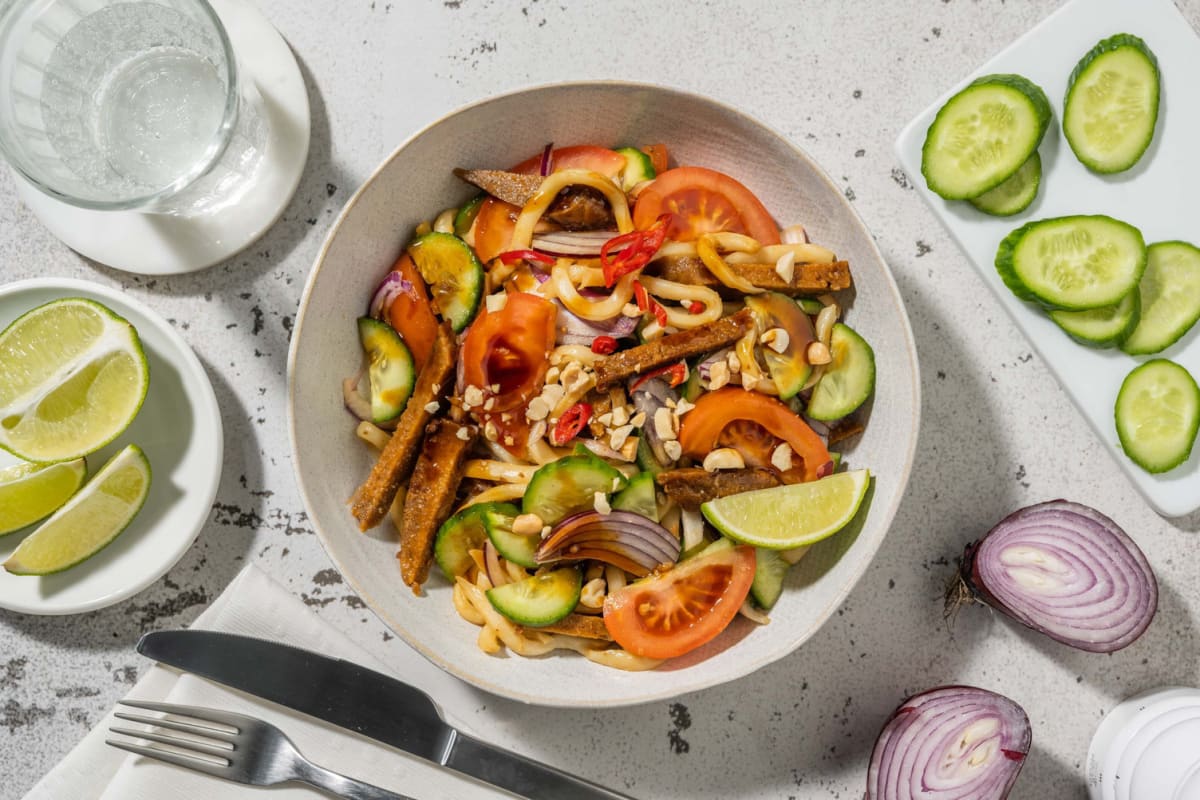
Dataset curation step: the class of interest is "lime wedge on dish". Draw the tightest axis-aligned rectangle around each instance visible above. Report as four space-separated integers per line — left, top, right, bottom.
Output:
0 298 149 462
701 469 871 550
0 458 87 536
3 445 151 575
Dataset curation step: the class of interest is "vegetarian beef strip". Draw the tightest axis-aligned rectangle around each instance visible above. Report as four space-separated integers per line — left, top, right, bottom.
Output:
655 467 782 510
592 308 756 390
350 322 457 531
398 418 477 591
653 255 852 296
522 613 613 641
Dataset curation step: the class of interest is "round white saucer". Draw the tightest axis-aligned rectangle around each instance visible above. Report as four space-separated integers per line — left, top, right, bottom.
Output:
0 279 223 614
12 0 311 276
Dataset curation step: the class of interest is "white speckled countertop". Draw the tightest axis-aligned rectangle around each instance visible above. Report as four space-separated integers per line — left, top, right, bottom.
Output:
3 1 1199 798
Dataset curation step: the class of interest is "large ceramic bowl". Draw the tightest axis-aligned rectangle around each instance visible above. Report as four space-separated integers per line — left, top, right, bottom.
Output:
288 82 920 707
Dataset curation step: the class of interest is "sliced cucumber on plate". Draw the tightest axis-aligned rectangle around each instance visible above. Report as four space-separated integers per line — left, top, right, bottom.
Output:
1064 34 1160 174
969 151 1041 217
995 215 1146 310
1115 359 1199 474
356 317 415 424
807 323 875 421
407 231 484 332
486 567 581 626
1049 287 1140 348
1121 241 1200 355
921 73 1052 200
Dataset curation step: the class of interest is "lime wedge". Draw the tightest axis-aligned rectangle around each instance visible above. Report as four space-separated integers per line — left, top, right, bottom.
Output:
0 458 87 536
700 469 871 550
0 298 149 462
3 445 151 575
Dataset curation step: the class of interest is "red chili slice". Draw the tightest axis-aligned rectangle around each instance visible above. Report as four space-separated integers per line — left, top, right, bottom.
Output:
688 300 705 314
591 335 618 355
552 402 593 445
631 361 688 392
600 214 670 287
498 249 556 266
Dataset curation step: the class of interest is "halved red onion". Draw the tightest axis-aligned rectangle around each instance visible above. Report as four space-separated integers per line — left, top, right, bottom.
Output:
367 271 414 319
955 500 1157 653
554 301 638 346
537 510 680 577
539 142 554 177
532 230 625 257
483 540 510 588
866 686 1030 800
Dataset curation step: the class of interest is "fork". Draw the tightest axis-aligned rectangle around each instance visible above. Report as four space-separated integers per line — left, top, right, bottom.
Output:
106 700 415 799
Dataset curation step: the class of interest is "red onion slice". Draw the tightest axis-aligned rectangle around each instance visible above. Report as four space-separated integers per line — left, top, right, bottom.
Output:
483 540 510 588
537 510 680 576
866 686 1031 800
342 373 372 422
368 271 414 319
554 301 638 346
956 499 1157 653
532 230 626 257
539 142 554 177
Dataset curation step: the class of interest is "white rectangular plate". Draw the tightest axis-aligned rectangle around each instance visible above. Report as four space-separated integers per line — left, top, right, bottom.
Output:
895 0 1200 517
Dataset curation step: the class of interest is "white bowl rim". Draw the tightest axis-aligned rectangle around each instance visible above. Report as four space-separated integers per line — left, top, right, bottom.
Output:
287 78 922 706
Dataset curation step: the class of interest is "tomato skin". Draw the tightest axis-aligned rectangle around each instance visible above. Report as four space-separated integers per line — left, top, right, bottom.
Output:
641 143 669 174
678 387 831 482
633 166 780 244
385 254 439 368
602 545 756 659
461 292 557 414
473 146 627 262
511 145 626 177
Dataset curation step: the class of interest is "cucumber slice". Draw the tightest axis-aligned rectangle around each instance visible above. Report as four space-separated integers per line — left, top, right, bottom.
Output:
806 323 875 421
453 194 485 236
968 151 1041 217
682 362 704 403
407 232 484 332
1050 287 1140 348
611 471 660 522
434 502 513 578
356 317 415 423
483 505 539 568
1115 359 1200 474
750 548 789 610
921 73 1052 200
486 566 581 626
1064 34 1160 174
635 436 665 475
995 215 1146 310
615 146 656 191
694 536 735 560
797 298 825 315
522 452 628 526
1121 241 1200 355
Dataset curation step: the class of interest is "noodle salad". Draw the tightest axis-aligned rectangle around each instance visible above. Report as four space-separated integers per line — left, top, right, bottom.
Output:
345 143 875 670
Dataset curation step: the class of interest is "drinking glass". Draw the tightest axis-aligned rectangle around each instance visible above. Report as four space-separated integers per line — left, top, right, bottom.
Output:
0 0 269 215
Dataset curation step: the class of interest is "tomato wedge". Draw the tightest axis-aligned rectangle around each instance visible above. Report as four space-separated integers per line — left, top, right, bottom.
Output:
633 166 780 244
461 291 556 414
603 545 756 659
384 254 439 368
472 146 627 262
678 387 831 482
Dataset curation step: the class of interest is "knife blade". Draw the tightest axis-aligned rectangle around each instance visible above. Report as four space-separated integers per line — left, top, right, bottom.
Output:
138 630 634 800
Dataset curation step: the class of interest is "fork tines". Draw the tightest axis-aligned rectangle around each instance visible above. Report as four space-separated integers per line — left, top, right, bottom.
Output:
106 700 240 775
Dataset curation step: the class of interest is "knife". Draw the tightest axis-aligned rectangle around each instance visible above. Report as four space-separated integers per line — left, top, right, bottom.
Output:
137 630 634 800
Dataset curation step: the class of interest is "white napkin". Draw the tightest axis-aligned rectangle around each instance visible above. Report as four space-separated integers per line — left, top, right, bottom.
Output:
23 564 503 799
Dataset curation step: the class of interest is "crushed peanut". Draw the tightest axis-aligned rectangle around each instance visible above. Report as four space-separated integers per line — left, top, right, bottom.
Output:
489 383 501 393
503 435 514 446
463 385 484 408
455 426 472 441
703 447 745 471
808 341 833 365
653 407 678 440
594 491 612 515
775 250 796 283
726 351 741 373
483 396 495 411
597 412 614 427
708 360 730 390
530 420 547 442
611 406 629 427
483 420 498 441
545 366 561 384
423 400 441 414
663 440 683 461
540 384 566 407
630 411 647 428
609 424 635 451
674 397 694 415
621 303 643 318
511 513 544 536
771 442 794 472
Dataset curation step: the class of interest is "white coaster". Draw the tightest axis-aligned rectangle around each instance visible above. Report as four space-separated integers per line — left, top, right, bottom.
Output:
12 0 310 275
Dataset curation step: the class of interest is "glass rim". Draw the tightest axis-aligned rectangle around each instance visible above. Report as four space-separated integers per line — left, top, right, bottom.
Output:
0 0 242 211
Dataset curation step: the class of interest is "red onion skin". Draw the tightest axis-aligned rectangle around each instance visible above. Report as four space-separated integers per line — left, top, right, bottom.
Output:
958 500 1158 653
866 685 1030 800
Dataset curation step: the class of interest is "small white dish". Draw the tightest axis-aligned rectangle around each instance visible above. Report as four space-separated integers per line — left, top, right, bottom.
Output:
895 0 1200 517
10 0 310 275
0 279 223 614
